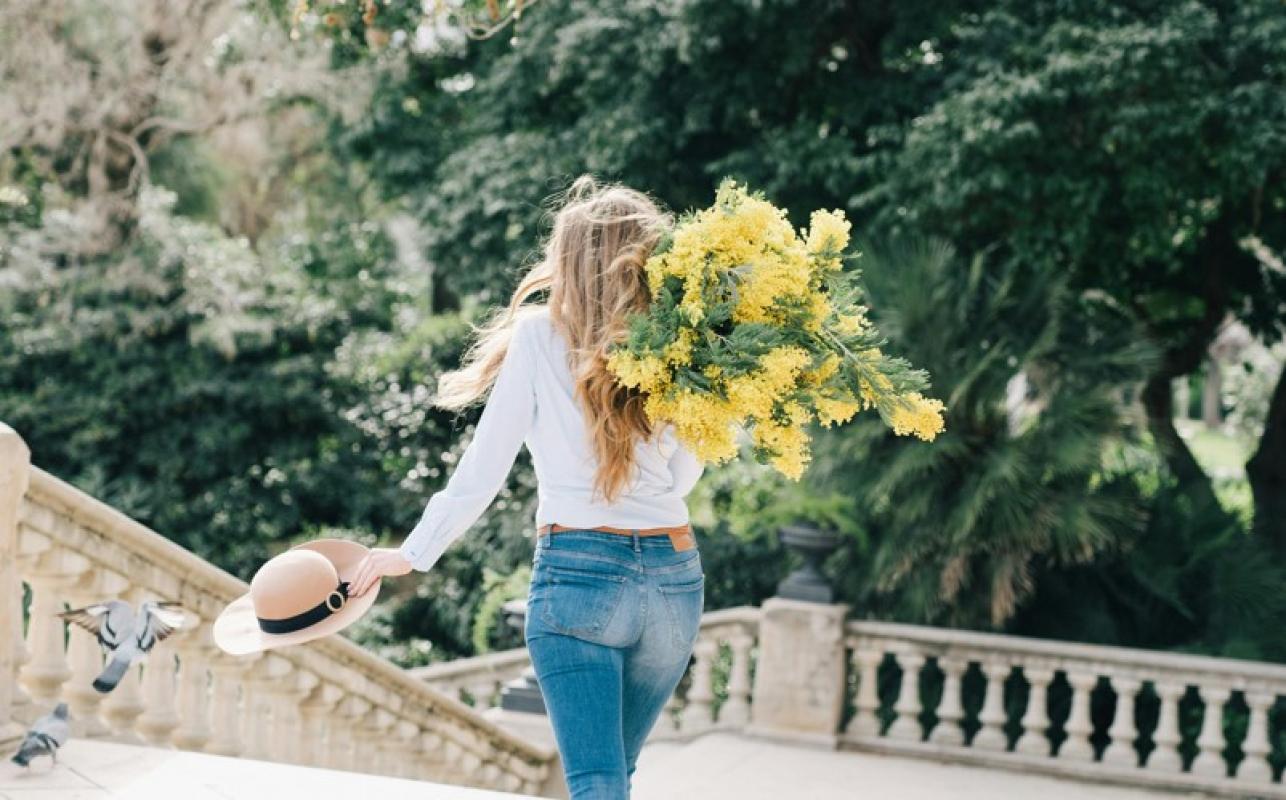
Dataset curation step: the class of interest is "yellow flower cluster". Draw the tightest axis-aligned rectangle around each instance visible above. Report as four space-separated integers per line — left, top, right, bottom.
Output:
608 179 946 481
889 393 948 441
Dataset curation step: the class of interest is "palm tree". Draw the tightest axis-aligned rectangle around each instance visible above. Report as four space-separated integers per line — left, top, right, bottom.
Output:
814 236 1155 628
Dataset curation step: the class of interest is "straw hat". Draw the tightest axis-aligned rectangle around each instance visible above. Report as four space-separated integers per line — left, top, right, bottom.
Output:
213 538 380 656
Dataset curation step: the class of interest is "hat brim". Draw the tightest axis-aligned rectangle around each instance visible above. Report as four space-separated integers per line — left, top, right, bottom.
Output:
213 539 381 656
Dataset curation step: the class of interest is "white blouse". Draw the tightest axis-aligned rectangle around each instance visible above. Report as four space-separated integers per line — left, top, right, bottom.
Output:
399 305 705 572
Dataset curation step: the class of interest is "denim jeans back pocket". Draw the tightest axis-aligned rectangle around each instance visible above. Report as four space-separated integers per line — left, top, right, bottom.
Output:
535 559 631 644
656 571 704 652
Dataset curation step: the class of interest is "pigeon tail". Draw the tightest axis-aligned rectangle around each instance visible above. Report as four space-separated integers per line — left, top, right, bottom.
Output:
93 656 130 693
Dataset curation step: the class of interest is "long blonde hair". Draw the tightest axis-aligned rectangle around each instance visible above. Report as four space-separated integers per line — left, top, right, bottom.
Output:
433 175 673 503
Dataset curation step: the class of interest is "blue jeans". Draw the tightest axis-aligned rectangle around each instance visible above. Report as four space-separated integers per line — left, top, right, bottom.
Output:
524 528 705 799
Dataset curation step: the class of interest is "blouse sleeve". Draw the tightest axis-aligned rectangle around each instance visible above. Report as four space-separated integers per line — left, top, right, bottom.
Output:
667 431 706 498
399 320 538 572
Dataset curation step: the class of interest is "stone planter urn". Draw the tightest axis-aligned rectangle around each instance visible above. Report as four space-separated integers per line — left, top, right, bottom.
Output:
774 521 841 604
498 599 547 714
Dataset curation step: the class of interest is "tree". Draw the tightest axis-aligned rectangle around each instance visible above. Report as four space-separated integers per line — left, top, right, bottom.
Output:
859 0 1286 545
335 0 963 307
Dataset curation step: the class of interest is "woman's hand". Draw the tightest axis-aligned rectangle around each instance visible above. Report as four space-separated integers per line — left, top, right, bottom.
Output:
348 547 414 598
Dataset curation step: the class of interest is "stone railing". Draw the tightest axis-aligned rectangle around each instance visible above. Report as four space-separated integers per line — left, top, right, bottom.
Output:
416 605 763 743
0 424 560 796
411 648 535 711
419 587 1286 798
843 620 1286 797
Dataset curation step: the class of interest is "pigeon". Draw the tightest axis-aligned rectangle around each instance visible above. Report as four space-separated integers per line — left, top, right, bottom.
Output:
10 702 70 768
58 600 186 693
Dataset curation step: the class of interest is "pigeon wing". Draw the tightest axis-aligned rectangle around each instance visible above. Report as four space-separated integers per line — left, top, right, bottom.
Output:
58 602 127 649
136 602 185 651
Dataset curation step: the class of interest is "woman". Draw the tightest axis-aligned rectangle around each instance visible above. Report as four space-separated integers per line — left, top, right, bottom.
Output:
348 175 706 799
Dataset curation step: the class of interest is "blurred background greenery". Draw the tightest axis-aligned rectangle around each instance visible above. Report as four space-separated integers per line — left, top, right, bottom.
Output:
2 0 1284 666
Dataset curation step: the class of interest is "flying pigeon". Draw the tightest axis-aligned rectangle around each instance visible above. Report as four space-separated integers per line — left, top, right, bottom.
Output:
10 702 70 768
58 600 186 693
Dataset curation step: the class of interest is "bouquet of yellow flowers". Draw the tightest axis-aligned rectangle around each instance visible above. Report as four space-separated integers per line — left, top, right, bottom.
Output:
606 178 945 480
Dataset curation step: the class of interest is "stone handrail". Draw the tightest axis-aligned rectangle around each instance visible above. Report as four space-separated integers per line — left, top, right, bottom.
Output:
843 619 1286 797
0 424 559 795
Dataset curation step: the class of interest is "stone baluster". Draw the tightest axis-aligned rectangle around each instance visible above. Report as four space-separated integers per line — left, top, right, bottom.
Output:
720 628 755 726
413 729 443 781
1015 664 1054 756
466 679 497 710
9 525 53 727
435 721 479 785
9 575 34 721
888 651 925 741
0 423 30 749
330 694 370 771
1237 690 1276 784
100 585 151 742
679 636 718 733
1101 675 1141 767
655 693 682 735
206 655 256 757
930 655 967 746
18 545 89 705
1146 680 1185 772
845 643 883 738
455 730 487 787
972 659 1011 750
1190 685 1230 778
241 653 291 761
62 568 129 737
299 682 343 767
362 706 397 774
497 769 524 795
392 719 421 778
271 669 317 765
479 760 504 789
136 636 181 746
1060 669 1098 761
172 623 213 752
418 727 453 782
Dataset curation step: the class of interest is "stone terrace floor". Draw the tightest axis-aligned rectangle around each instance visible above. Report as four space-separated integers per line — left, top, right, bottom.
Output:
0 739 540 800
2 734 1221 799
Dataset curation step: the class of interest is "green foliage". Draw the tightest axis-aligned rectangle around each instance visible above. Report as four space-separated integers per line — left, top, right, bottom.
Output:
862 1 1286 340
0 186 410 575
1013 472 1286 662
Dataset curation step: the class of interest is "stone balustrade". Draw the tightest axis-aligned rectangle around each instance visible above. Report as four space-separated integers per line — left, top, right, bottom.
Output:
0 423 559 795
843 620 1286 797
414 605 764 743
410 648 535 710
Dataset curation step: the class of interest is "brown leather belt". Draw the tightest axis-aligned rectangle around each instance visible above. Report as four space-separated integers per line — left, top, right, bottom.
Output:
537 522 697 552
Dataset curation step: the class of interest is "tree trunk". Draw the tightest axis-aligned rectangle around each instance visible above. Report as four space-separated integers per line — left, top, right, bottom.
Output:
1247 365 1286 556
1140 374 1222 515
1201 357 1223 428
1133 220 1239 519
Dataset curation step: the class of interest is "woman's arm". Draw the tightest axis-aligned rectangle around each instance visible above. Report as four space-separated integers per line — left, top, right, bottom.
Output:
397 319 538 572
350 320 538 596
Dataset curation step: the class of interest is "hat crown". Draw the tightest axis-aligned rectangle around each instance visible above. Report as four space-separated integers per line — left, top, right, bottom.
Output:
249 550 339 621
